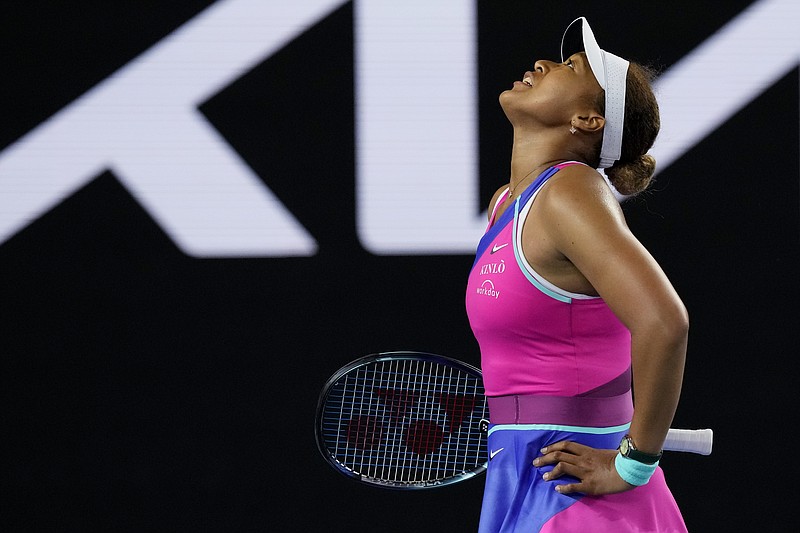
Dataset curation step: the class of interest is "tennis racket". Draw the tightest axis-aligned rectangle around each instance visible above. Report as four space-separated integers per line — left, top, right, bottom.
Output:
315 351 713 489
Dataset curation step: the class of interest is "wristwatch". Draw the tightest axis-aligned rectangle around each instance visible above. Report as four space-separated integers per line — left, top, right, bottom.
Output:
618 435 663 464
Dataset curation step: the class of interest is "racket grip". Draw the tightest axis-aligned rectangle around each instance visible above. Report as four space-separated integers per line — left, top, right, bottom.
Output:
663 428 713 455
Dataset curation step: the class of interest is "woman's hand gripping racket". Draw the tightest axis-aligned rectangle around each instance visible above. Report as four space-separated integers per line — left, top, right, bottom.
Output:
315 351 713 489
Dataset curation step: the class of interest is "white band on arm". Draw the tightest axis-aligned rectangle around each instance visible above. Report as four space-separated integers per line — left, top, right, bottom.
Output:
614 452 659 486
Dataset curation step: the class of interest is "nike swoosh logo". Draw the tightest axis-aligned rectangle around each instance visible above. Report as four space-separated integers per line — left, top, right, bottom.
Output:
491 243 509 254
490 448 505 460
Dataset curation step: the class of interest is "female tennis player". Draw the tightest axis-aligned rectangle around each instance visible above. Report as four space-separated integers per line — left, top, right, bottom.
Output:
465 17 689 532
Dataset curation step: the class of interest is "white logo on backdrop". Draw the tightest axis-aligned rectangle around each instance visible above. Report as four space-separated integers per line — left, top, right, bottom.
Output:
0 0 796 256
0 0 342 257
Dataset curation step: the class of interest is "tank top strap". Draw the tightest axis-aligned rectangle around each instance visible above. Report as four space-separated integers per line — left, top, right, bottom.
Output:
486 187 510 230
553 160 587 170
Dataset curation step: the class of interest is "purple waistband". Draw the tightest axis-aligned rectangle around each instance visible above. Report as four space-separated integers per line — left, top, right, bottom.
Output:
487 391 633 427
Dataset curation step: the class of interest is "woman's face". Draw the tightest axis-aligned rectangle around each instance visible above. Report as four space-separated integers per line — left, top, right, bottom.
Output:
499 52 603 129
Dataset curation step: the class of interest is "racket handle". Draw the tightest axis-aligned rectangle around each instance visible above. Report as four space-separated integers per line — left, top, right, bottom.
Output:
663 428 713 455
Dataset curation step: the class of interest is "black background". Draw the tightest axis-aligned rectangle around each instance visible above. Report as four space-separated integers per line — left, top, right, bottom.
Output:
2 1 798 531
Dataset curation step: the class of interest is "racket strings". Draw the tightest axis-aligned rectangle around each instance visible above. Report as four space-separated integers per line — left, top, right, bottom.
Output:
320 357 489 487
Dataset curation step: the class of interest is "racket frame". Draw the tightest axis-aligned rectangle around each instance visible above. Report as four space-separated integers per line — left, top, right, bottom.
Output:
315 351 489 490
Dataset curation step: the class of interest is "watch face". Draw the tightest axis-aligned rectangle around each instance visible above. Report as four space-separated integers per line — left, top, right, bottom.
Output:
619 436 630 455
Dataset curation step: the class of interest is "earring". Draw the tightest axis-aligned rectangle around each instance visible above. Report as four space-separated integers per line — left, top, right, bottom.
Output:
569 124 577 135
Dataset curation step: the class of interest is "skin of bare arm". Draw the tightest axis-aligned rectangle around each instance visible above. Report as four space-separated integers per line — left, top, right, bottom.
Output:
526 165 688 495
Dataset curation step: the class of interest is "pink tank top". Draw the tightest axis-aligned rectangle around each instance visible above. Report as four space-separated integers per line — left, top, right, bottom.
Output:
465 163 631 397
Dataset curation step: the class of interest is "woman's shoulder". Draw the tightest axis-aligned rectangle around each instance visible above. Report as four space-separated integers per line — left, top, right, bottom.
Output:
489 183 509 206
539 164 620 212
486 183 510 220
533 165 628 237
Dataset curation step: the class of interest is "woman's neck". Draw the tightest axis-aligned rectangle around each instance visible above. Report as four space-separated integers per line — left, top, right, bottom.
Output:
507 131 585 198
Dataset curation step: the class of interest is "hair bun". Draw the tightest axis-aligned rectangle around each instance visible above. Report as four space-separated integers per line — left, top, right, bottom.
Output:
605 154 656 196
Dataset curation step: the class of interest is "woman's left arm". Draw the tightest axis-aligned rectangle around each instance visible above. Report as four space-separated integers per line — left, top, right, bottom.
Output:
533 168 688 495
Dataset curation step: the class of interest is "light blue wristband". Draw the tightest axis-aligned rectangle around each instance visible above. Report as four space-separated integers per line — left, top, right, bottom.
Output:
614 452 659 486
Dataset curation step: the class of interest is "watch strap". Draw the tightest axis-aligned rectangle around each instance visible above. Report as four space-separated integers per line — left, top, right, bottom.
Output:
620 435 663 465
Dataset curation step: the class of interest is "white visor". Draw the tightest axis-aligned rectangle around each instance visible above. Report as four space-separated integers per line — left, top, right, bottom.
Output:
561 17 629 169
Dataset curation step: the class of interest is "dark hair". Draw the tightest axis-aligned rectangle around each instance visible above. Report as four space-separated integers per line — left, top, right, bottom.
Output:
589 62 661 195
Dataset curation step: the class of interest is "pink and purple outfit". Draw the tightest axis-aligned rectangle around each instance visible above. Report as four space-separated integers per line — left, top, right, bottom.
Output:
465 162 687 532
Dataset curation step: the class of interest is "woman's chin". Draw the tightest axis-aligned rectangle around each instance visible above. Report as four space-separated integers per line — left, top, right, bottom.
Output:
498 91 517 116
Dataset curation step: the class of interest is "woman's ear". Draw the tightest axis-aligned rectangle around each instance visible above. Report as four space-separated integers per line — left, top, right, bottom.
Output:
571 112 605 134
